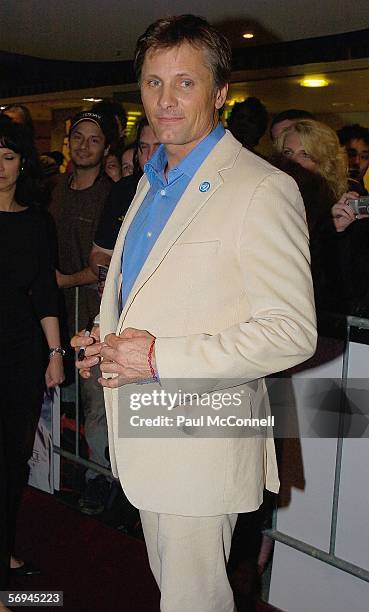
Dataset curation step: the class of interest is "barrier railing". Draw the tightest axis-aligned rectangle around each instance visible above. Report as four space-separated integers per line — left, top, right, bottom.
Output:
265 315 369 587
53 286 112 479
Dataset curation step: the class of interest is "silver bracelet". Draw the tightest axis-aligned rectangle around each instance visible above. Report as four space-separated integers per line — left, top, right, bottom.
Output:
49 347 66 359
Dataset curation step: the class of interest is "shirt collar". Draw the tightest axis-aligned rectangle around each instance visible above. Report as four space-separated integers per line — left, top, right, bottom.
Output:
145 122 225 188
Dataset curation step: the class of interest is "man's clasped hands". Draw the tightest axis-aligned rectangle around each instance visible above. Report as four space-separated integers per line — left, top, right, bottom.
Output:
71 326 157 388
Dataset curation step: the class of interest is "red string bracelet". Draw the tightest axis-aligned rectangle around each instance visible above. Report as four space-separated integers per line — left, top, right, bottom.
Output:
148 338 158 383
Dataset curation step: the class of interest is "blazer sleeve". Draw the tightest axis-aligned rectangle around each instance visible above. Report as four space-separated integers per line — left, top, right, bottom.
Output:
154 171 317 381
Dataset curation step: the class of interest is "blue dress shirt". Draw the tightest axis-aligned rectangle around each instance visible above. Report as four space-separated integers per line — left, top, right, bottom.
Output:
121 123 225 307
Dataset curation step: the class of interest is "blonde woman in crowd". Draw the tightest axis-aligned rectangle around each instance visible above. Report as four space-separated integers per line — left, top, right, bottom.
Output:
275 118 348 200
273 119 351 315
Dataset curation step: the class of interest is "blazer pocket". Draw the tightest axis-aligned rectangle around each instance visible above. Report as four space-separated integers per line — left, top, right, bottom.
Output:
172 240 220 257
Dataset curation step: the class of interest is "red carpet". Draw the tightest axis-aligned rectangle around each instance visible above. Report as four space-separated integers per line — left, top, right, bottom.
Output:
12 487 159 611
12 487 281 611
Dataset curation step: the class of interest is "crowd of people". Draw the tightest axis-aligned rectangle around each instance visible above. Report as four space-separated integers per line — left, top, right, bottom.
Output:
228 105 369 321
1 14 369 609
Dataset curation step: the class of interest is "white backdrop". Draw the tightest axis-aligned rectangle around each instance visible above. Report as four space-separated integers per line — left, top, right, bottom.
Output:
269 342 369 611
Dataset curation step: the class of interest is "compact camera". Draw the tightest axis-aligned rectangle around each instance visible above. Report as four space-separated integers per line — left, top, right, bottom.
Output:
349 196 369 215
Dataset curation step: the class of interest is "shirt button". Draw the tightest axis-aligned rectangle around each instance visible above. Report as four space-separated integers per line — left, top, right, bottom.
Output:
160 189 166 196
147 231 152 238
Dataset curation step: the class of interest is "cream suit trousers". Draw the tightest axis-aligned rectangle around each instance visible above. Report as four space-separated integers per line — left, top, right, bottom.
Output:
140 510 238 612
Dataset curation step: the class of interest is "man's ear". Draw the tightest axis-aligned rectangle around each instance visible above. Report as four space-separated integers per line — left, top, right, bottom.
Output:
215 84 229 110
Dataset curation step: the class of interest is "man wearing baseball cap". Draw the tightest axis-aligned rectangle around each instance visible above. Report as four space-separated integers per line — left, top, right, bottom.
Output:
50 110 118 514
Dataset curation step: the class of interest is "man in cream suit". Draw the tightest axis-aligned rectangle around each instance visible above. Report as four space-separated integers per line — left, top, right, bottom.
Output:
73 15 317 612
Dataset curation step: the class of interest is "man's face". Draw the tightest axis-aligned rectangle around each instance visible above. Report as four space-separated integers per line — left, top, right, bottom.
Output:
137 125 160 170
69 120 107 169
121 148 134 177
345 138 369 181
105 154 122 182
140 43 228 164
3 109 24 125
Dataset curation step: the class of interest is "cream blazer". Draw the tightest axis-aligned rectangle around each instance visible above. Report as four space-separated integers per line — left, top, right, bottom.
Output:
100 131 317 516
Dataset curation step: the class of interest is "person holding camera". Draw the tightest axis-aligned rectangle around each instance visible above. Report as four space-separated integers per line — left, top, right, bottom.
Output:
331 194 369 232
331 195 369 316
274 118 369 317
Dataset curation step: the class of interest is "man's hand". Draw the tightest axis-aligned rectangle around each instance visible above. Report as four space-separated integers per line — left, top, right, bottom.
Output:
56 269 74 288
89 243 112 276
56 267 98 288
99 327 156 388
71 325 102 379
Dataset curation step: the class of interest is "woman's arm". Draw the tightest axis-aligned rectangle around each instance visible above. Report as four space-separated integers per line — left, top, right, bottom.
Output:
40 316 65 388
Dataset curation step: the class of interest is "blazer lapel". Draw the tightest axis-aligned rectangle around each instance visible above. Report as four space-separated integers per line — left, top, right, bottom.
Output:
101 130 242 336
117 131 242 328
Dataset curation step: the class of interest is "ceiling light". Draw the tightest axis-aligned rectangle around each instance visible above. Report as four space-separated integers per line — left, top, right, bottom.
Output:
242 32 254 39
331 102 354 107
227 97 247 107
300 77 329 88
82 97 103 102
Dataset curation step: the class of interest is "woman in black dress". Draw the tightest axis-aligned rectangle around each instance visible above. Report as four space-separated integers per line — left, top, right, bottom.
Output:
0 116 64 579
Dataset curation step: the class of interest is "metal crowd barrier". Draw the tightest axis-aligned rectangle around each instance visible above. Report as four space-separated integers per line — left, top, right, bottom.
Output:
265 315 369 586
53 291 369 592
53 286 112 479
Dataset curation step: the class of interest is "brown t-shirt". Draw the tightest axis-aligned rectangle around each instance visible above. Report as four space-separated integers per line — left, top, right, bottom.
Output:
50 172 112 336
